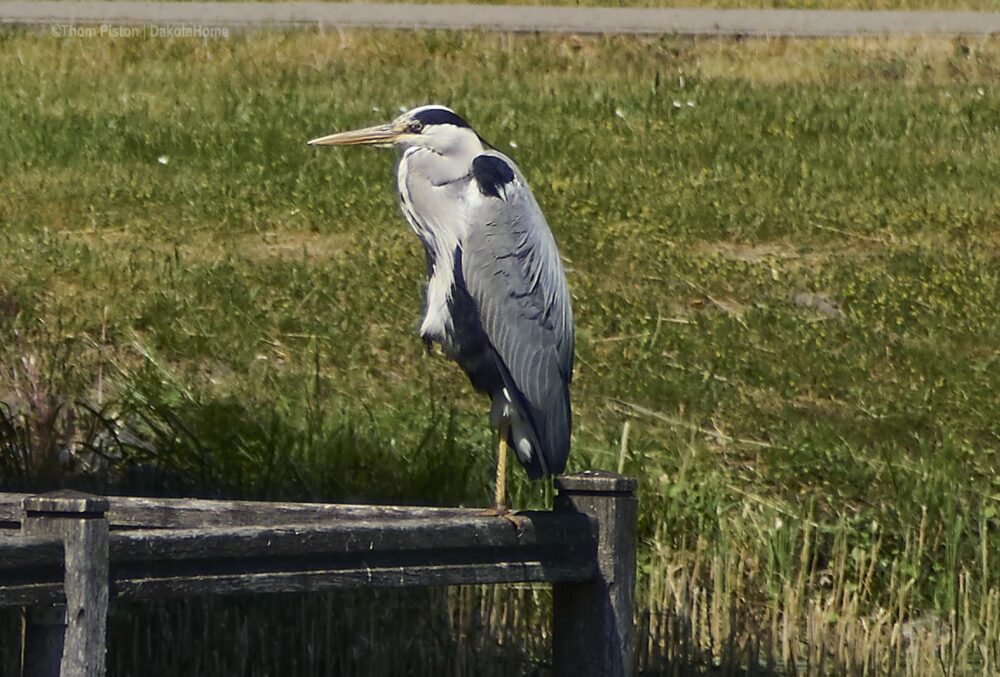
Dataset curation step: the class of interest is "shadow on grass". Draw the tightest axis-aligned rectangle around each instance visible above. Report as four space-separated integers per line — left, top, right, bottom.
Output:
0 377 487 507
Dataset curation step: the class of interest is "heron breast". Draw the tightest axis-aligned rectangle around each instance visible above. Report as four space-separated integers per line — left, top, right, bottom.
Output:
419 270 454 346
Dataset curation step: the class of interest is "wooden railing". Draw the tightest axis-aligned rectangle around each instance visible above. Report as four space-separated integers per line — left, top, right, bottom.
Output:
0 470 637 677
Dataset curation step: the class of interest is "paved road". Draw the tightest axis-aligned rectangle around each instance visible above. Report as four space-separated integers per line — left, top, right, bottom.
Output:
2 1 999 37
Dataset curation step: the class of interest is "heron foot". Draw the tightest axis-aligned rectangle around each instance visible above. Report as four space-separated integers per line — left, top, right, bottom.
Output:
478 505 527 530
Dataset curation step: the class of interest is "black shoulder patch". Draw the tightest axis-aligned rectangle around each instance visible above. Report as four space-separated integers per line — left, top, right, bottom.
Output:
413 108 470 129
472 155 516 199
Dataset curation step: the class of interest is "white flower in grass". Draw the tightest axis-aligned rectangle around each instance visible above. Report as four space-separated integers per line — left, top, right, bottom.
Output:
157 155 170 166
687 100 695 107
508 141 518 149
672 100 682 109
614 108 626 119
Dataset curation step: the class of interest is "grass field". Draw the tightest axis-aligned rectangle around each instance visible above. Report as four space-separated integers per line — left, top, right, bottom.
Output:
1 28 999 674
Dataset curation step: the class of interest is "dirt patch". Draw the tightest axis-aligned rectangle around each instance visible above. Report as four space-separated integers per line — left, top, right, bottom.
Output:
65 227 354 264
704 241 801 263
228 231 354 263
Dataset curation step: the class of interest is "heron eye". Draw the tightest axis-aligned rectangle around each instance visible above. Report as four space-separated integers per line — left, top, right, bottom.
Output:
408 120 424 133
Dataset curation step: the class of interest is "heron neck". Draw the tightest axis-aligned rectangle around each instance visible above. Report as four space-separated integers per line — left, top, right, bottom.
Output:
400 138 483 185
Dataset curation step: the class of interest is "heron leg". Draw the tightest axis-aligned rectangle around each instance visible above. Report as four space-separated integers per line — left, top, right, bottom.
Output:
494 419 510 512
478 422 525 529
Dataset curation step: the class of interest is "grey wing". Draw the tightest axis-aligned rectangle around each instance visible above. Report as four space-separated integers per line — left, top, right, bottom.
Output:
462 152 574 476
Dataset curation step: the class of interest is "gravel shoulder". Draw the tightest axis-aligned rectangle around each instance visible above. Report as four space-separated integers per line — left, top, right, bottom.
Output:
2 1 999 37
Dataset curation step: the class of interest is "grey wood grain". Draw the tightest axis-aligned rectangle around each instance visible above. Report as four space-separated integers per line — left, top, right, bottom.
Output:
23 491 109 516
2 505 594 604
109 511 591 561
0 534 64 608
552 471 638 677
114 560 589 599
107 511 594 596
3 476 638 677
1 493 492 529
0 534 62 570
21 493 109 677
0 582 63 608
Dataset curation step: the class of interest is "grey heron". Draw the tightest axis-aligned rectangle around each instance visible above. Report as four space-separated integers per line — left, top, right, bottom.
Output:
308 105 573 512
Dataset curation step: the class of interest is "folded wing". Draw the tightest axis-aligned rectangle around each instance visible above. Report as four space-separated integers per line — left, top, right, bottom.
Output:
461 153 574 478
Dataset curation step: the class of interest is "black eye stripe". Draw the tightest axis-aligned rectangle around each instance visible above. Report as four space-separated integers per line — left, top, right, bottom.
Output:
412 108 471 129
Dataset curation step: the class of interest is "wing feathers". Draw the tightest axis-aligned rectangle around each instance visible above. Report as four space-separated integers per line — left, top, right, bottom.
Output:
462 152 573 476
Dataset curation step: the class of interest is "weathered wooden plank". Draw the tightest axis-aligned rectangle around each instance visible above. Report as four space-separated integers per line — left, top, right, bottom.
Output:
114 560 587 599
1 507 594 606
104 511 594 596
0 492 497 529
0 533 63 570
0 493 25 523
553 471 638 677
0 582 63 607
0 535 64 607
109 511 592 562
105 496 486 528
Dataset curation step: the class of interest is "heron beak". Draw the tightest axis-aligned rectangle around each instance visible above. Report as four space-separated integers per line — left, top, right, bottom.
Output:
307 123 402 147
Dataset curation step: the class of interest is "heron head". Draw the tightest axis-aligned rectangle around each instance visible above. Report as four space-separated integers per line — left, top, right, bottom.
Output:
308 105 483 156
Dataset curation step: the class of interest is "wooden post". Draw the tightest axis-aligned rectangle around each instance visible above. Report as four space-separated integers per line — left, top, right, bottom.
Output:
21 491 110 677
552 470 638 677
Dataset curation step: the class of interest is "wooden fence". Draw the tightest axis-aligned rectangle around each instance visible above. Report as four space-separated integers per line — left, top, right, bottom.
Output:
0 470 637 677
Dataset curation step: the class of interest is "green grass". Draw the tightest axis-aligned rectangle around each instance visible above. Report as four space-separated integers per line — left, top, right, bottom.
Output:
1 28 1000 673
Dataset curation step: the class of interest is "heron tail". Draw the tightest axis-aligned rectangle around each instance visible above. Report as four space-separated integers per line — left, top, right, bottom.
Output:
495 379 571 481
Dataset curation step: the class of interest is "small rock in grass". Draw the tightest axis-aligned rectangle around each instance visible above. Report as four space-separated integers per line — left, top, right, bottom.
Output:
789 292 842 320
